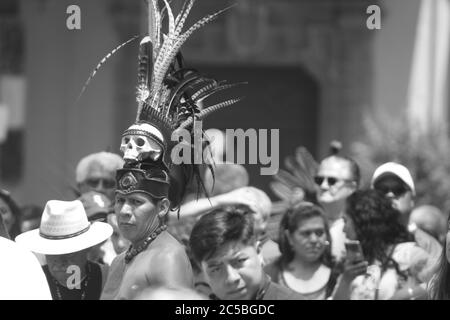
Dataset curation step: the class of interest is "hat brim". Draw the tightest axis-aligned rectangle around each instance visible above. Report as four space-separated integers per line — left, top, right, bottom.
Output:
15 222 113 255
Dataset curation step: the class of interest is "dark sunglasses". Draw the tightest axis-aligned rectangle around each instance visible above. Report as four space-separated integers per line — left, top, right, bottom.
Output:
85 178 116 189
314 176 352 187
375 184 408 198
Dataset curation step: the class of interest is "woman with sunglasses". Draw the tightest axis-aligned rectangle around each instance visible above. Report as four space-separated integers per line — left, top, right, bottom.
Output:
341 189 429 300
264 203 346 299
428 215 450 299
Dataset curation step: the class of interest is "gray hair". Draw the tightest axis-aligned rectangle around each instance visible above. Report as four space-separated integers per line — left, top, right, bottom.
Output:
75 152 124 183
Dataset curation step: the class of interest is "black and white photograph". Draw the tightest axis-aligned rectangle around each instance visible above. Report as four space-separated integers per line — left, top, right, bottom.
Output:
0 0 449 305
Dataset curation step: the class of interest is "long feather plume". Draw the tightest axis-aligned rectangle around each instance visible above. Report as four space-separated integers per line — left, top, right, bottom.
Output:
194 82 247 102
137 37 153 92
197 97 242 119
151 6 233 107
160 0 175 22
159 8 228 80
176 98 243 131
75 35 140 104
136 36 153 120
149 0 161 59
174 0 196 34
163 0 176 40
190 80 224 101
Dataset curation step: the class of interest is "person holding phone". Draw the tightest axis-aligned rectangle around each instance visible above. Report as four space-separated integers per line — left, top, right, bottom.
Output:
341 189 430 300
371 162 442 282
264 202 361 299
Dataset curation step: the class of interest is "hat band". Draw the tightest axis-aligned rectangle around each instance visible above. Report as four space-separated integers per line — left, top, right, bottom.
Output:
116 168 170 198
123 128 166 151
39 224 90 240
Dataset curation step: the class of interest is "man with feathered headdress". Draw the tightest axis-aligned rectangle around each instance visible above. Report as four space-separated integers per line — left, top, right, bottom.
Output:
100 0 243 299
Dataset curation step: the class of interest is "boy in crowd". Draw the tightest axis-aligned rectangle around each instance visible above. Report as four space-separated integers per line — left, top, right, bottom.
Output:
189 206 303 300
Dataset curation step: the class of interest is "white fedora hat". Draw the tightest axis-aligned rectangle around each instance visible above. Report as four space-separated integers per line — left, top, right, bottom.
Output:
15 200 113 255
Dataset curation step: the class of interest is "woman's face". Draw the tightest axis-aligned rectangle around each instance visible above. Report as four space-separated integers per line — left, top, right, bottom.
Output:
0 198 14 232
287 216 328 263
343 213 357 241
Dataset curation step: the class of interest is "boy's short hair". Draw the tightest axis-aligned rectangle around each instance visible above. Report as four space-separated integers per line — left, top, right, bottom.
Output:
189 206 256 264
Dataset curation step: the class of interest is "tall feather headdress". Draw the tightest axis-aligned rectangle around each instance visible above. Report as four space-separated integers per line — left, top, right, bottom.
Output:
117 0 245 209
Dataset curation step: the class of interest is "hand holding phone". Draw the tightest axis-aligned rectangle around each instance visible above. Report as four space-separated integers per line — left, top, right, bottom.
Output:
345 240 364 263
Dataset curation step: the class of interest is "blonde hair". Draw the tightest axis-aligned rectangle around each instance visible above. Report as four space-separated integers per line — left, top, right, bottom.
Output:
75 152 124 183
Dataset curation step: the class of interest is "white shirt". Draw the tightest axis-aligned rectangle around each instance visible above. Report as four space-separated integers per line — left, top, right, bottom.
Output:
350 242 429 300
282 265 331 298
329 218 347 262
0 237 52 300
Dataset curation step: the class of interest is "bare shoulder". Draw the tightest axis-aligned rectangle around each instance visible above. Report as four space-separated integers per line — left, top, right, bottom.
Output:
143 231 193 287
147 231 189 264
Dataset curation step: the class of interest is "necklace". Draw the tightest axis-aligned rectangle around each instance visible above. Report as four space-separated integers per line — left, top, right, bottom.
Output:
52 263 91 300
125 224 167 264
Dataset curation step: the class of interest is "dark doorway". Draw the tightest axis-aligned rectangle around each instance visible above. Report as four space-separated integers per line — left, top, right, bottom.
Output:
198 65 320 199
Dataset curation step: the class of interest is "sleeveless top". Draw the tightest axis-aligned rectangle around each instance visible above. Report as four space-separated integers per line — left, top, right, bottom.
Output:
264 261 339 300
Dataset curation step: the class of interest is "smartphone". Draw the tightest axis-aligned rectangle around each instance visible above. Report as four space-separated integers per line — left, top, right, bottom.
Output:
345 240 364 263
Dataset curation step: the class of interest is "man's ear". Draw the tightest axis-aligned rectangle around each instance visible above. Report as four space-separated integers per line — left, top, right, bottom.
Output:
157 198 170 219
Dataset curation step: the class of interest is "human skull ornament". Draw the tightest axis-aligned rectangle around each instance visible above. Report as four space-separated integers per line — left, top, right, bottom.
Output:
120 134 163 163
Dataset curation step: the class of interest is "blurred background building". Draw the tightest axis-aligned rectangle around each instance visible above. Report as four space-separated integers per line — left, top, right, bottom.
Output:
0 0 449 210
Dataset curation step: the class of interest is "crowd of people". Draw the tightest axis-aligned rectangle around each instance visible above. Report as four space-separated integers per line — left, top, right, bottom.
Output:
1 0 449 301
1 146 449 300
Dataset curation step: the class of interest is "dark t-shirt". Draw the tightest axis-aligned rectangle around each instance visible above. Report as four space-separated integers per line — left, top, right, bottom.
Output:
43 261 103 300
210 275 305 300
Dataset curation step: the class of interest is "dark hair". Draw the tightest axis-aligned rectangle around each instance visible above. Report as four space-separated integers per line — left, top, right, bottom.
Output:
0 189 22 239
326 142 361 188
277 202 333 268
428 216 450 300
21 205 43 220
189 206 256 263
346 189 412 275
